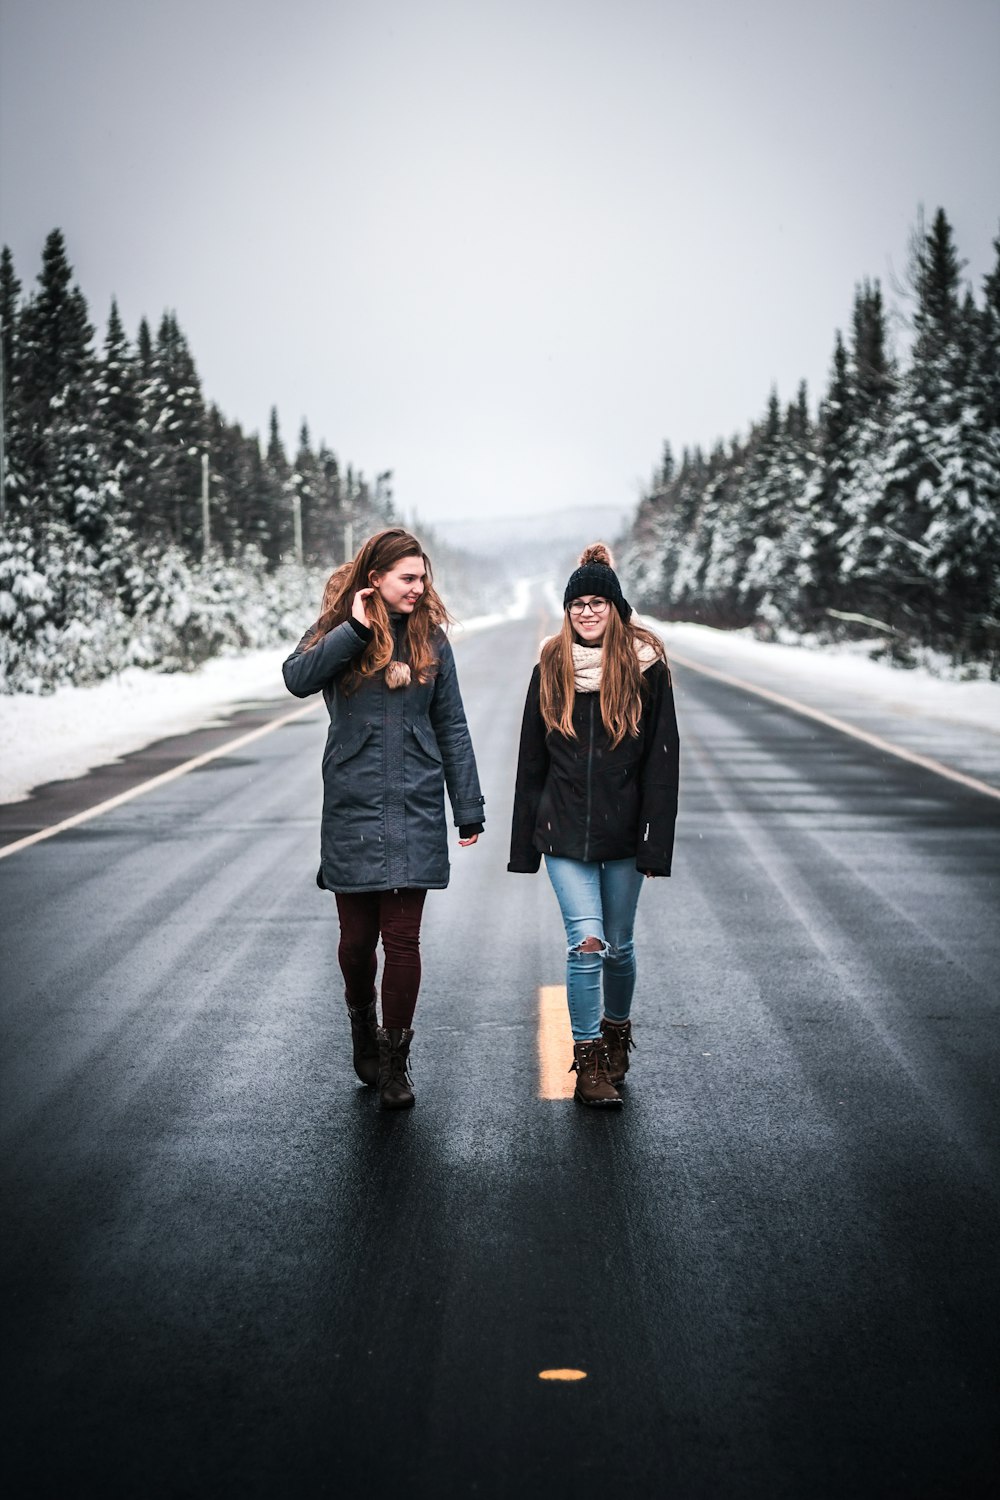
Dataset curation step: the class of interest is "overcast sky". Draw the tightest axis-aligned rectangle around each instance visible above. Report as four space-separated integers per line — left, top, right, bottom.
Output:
1 0 998 526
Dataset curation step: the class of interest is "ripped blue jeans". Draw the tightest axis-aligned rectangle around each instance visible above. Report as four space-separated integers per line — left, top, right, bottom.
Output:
544 855 646 1042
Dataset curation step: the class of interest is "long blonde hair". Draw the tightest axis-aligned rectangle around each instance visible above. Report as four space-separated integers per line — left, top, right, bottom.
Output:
305 528 450 692
539 544 665 748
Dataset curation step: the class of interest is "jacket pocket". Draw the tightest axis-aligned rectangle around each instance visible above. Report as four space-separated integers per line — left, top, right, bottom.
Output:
331 722 374 765
411 721 443 763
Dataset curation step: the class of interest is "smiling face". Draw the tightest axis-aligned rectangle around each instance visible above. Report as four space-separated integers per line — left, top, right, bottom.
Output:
373 553 426 613
567 595 611 644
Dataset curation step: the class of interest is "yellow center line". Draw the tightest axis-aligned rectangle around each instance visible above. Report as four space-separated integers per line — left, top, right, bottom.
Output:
668 650 1000 803
538 984 575 1099
538 1369 587 1382
0 701 321 861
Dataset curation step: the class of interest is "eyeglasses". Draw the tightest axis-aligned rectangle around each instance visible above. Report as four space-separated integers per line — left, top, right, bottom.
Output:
568 597 610 618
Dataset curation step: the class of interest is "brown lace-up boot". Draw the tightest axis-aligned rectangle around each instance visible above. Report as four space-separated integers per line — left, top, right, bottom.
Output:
347 996 380 1086
569 1039 623 1107
376 1026 416 1109
600 1017 635 1085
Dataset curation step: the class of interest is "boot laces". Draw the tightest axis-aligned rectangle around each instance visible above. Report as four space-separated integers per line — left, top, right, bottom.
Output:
604 1021 635 1056
388 1050 412 1085
569 1041 611 1082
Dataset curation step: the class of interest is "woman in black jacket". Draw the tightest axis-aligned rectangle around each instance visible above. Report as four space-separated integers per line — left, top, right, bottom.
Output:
508 544 679 1107
283 529 484 1110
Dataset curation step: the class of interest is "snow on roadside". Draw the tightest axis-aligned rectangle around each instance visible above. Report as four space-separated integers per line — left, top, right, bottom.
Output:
645 618 1000 736
9 583 994 812
0 584 534 806
0 649 293 805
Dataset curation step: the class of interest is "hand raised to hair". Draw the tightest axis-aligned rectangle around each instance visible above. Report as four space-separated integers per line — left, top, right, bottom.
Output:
352 587 375 626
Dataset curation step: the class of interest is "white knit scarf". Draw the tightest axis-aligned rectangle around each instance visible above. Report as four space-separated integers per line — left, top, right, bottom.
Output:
540 636 659 693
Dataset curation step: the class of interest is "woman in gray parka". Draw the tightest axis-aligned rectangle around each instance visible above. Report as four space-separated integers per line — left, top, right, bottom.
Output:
283 528 485 1110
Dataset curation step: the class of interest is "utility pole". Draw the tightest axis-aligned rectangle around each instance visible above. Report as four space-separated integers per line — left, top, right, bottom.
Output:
0 314 6 533
292 488 303 566
200 451 211 560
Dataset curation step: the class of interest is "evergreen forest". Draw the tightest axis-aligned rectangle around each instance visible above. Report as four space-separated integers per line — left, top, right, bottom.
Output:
619 209 1000 676
3 211 999 693
0 230 399 692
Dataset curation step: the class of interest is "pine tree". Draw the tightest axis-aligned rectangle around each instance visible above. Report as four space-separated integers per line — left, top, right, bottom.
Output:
315 443 344 562
851 279 895 419
94 300 141 483
736 391 788 615
264 407 292 561
291 420 321 560
880 209 993 651
16 229 95 494
138 310 206 547
135 317 153 381
1 246 23 508
0 245 19 405
792 336 857 627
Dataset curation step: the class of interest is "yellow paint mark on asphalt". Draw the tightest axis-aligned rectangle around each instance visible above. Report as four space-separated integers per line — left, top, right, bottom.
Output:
0 702 321 861
538 984 575 1100
668 650 1000 803
539 1369 587 1382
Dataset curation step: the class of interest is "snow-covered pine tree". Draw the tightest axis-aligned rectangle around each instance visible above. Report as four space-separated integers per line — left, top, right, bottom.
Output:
878 209 998 657
138 311 207 548
0 245 19 408
314 443 344 563
93 300 142 500
695 438 751 625
978 234 1000 435
798 334 855 627
1 246 24 511
15 229 95 508
135 317 154 381
735 391 786 617
289 420 315 561
265 407 292 563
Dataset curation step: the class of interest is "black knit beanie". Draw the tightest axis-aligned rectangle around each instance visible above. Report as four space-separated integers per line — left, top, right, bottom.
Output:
563 543 632 621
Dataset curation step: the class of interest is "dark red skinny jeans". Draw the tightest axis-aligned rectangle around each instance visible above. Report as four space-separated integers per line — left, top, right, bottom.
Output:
334 888 428 1029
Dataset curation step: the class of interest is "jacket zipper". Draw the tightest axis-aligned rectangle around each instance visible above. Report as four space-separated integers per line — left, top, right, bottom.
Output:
583 696 595 861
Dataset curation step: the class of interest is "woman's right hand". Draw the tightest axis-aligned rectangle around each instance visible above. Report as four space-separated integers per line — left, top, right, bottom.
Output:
352 587 375 626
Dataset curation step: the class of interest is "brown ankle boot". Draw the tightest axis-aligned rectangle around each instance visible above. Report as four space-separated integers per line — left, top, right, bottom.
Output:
569 1039 623 1107
600 1017 635 1085
376 1026 415 1109
347 997 380 1086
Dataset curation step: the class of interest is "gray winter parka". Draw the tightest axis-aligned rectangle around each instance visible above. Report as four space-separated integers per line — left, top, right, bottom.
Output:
282 616 485 893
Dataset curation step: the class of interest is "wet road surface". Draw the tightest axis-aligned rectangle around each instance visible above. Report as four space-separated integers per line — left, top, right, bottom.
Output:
2 614 999 1498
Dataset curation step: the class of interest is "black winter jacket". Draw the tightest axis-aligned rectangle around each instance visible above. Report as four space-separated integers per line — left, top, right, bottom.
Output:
508 660 679 876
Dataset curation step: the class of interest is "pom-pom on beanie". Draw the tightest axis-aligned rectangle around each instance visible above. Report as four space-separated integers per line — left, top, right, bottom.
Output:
563 542 632 622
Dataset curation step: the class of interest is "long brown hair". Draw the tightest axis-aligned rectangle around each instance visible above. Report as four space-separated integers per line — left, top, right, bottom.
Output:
304 528 450 692
539 547 666 748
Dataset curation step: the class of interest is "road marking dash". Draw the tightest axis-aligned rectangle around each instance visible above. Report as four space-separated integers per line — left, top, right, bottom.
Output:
539 1369 587 1382
667 650 1000 803
538 985 575 1100
0 702 321 861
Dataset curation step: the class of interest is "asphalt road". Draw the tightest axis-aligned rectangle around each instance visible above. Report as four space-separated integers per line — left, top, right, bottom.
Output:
2 610 999 1499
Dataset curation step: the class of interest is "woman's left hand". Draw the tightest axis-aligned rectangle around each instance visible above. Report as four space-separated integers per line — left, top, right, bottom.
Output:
458 834 479 847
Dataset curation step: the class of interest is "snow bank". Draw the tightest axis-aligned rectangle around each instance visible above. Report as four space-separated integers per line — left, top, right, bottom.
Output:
646 619 1000 735
8 589 994 811
0 583 534 807
0 650 291 804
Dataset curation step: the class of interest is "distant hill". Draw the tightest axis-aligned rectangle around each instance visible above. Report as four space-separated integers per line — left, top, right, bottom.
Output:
429 503 635 571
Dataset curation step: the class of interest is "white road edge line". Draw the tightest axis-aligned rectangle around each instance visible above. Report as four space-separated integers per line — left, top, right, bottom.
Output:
0 701 321 861
667 649 1000 803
